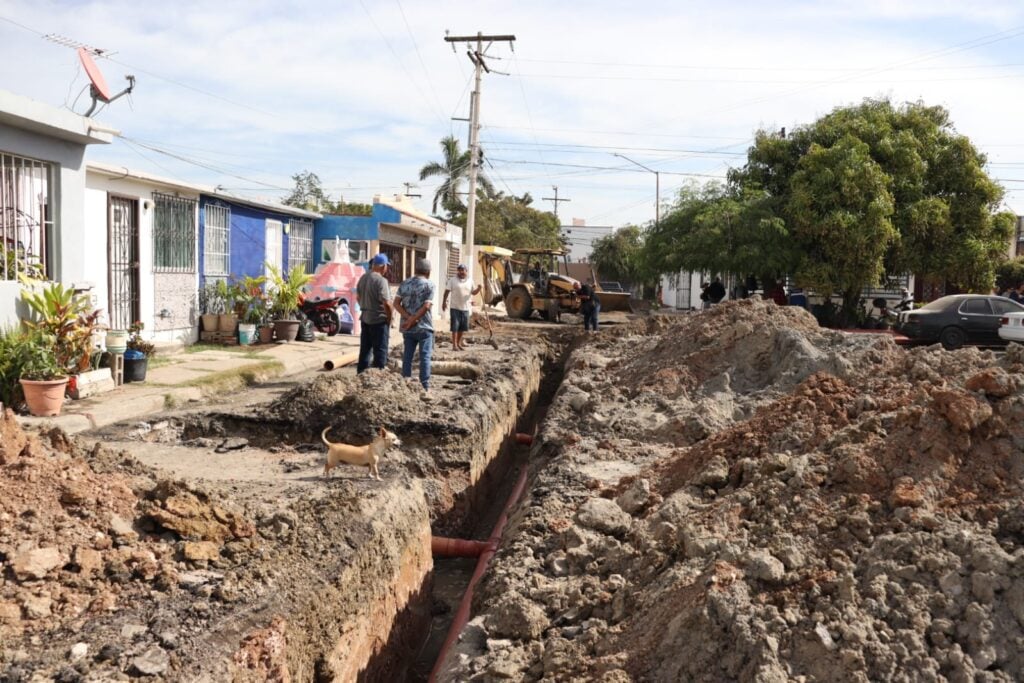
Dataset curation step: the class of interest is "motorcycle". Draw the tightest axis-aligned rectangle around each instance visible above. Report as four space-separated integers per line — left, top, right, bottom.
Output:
299 294 343 336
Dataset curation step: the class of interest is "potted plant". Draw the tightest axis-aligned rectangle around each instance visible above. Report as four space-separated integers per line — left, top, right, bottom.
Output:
18 333 68 416
267 263 313 342
216 279 240 333
199 282 224 334
237 275 266 345
123 321 156 383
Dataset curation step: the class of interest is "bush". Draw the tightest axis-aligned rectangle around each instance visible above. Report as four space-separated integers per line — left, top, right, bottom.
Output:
127 321 156 357
0 327 32 409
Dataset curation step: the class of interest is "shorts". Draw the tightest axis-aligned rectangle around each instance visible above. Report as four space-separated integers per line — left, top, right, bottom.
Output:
450 308 470 332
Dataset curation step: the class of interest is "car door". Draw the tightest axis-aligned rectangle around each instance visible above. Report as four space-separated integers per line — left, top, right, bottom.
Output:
992 298 1024 341
957 298 1000 343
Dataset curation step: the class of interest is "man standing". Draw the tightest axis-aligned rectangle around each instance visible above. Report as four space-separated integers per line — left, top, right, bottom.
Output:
356 253 393 373
442 263 481 351
573 280 600 332
394 258 436 391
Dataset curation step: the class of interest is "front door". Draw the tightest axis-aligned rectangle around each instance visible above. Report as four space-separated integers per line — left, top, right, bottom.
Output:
265 219 283 278
108 196 140 330
958 298 1001 343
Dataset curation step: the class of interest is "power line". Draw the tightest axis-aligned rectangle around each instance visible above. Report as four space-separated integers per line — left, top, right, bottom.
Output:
513 71 1024 85
483 140 747 155
394 0 449 130
496 55 1024 73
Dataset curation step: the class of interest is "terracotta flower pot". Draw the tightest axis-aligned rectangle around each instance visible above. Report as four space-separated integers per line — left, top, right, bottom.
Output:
20 378 69 417
218 313 239 333
201 313 219 332
258 325 275 344
273 319 300 342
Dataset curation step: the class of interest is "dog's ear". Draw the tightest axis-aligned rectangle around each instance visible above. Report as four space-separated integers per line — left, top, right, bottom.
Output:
379 426 387 438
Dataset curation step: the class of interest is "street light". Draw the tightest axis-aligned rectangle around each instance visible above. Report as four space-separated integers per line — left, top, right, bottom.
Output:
613 153 660 226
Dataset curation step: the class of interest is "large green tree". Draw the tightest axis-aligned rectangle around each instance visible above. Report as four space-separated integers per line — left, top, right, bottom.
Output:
647 98 1014 316
419 135 493 219
466 195 563 251
590 225 646 286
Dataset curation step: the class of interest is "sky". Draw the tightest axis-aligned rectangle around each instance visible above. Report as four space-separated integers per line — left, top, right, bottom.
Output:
2 0 1024 258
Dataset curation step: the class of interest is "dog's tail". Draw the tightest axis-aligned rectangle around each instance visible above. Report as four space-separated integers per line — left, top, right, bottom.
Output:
321 427 334 447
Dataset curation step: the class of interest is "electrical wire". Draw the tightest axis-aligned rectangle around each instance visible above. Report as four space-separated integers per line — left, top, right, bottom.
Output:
394 0 449 131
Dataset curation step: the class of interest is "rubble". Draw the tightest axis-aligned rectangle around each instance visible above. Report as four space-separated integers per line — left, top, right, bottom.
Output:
439 299 1024 682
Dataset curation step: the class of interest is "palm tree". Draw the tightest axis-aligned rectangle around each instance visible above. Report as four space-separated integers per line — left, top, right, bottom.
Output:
419 135 493 218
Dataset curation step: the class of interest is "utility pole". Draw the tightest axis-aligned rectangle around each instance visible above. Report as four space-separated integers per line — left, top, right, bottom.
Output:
444 31 516 269
613 153 660 226
542 185 571 219
403 182 421 198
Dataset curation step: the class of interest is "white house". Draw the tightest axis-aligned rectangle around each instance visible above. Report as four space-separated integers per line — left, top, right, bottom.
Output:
85 163 206 344
0 90 114 327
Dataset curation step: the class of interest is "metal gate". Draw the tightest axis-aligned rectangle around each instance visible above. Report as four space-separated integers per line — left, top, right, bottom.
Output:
108 196 139 330
674 272 692 310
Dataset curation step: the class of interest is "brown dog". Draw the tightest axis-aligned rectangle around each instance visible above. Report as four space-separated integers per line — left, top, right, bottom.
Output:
321 426 401 480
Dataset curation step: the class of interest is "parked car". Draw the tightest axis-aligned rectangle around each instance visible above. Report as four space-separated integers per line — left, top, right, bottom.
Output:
999 311 1024 343
897 295 1024 349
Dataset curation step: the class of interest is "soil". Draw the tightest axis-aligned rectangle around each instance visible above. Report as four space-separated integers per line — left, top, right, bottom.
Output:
437 298 1024 682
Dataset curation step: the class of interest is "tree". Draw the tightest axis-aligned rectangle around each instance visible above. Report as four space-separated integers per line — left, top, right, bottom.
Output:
465 196 563 251
590 226 645 286
282 171 372 216
646 98 1014 318
419 135 493 219
283 170 330 211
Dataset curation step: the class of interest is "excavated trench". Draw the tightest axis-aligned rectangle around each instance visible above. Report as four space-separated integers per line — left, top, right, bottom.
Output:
79 331 575 681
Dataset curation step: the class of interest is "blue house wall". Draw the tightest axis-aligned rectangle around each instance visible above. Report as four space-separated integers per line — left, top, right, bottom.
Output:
199 195 302 285
313 203 404 267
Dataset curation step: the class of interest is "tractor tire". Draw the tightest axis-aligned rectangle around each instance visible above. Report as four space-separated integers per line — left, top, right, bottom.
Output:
506 288 533 319
939 326 966 351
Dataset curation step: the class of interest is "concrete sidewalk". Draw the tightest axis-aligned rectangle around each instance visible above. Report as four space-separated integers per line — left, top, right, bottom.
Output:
18 333 378 435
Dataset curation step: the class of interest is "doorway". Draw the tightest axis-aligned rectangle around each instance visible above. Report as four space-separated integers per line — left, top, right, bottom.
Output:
108 196 140 330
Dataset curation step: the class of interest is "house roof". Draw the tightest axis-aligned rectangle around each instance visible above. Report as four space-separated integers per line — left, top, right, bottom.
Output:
86 161 322 219
0 90 116 145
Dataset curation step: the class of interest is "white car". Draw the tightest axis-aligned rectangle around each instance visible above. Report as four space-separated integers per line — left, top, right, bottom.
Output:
999 311 1024 343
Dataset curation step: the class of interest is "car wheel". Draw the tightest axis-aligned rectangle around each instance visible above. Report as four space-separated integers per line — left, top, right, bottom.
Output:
939 326 966 350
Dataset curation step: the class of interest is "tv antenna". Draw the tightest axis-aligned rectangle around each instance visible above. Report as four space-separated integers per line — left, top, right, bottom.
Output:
77 47 135 117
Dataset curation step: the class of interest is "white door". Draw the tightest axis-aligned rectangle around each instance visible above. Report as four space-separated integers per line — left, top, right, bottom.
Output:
265 219 283 278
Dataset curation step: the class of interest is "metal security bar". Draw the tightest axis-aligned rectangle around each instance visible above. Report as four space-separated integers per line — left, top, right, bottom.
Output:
153 192 196 273
288 219 313 273
204 204 230 276
1 152 52 280
109 196 139 330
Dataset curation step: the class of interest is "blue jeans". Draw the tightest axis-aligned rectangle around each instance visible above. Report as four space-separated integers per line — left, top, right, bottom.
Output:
583 304 600 331
402 330 434 389
357 321 390 373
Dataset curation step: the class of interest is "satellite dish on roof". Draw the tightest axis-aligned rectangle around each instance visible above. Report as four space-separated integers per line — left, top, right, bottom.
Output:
77 47 135 117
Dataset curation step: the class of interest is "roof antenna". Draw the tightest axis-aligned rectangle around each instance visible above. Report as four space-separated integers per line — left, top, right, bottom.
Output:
78 47 135 117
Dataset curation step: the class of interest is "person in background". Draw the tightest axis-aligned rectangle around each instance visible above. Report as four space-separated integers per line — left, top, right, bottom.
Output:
394 258 436 392
770 280 788 306
707 277 726 305
573 279 600 332
787 287 807 308
355 254 393 373
442 263 481 351
897 286 916 310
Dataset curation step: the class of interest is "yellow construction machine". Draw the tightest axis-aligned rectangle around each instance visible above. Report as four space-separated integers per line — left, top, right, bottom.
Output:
478 247 631 320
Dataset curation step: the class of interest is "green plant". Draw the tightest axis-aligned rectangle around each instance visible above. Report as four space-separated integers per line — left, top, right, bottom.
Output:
200 282 226 315
0 327 32 408
19 332 66 381
1 245 45 281
266 264 313 320
126 321 156 357
20 280 102 374
237 275 268 324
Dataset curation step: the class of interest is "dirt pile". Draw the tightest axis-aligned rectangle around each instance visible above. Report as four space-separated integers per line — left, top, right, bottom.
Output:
439 302 1024 682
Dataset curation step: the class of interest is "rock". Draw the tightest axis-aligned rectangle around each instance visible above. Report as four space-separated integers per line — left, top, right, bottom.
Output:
183 541 222 563
157 630 179 650
20 594 52 619
69 643 88 661
0 601 20 623
215 437 249 453
575 498 632 536
695 455 730 488
486 594 550 640
743 549 785 583
965 368 1015 398
120 623 148 640
95 643 123 663
931 389 992 432
12 547 63 580
889 477 924 508
73 546 103 576
130 646 169 676
178 569 223 588
616 478 652 514
814 622 836 651
108 513 137 539
567 393 588 413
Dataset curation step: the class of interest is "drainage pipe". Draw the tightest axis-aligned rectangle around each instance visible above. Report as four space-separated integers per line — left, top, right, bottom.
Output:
514 433 533 445
429 462 531 681
323 351 359 371
431 537 489 558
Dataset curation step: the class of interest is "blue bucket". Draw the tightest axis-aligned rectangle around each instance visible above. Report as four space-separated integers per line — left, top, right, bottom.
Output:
238 324 256 345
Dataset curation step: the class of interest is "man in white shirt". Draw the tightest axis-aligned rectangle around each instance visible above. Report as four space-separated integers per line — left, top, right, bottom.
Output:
442 264 482 351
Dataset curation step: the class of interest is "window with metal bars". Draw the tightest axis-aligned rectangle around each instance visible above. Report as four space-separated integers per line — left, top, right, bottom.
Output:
380 243 404 284
203 204 230 277
1 151 52 281
153 193 196 272
288 219 313 273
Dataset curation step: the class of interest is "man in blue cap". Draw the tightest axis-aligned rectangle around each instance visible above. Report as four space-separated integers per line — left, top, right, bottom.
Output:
356 253 393 373
442 263 481 351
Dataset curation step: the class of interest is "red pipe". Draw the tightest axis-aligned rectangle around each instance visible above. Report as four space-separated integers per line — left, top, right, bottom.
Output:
514 432 533 445
429 463 530 681
431 536 489 558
